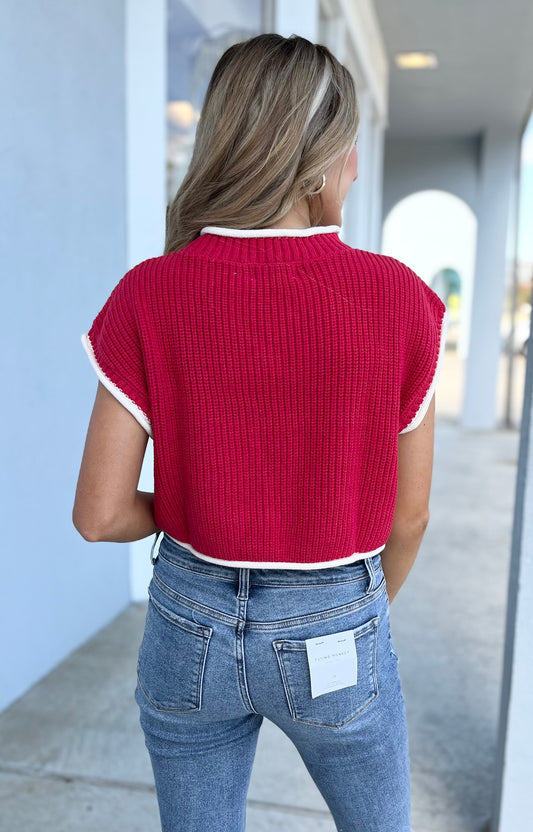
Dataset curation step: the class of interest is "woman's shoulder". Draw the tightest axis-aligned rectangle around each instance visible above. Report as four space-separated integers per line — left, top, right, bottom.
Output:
334 245 418 290
338 246 446 319
341 246 417 278
118 251 189 295
127 250 185 277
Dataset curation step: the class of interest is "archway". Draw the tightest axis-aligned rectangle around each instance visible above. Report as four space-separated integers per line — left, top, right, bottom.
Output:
382 189 477 420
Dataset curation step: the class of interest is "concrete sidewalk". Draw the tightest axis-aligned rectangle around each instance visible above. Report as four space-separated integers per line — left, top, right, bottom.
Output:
0 419 518 832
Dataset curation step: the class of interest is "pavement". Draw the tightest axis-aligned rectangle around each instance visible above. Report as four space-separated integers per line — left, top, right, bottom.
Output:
0 349 522 831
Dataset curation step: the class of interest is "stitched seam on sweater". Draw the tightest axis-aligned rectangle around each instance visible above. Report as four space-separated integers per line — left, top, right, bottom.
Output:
177 249 357 269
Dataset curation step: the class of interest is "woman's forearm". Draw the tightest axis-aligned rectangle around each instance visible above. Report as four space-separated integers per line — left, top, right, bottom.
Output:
380 516 429 604
88 491 160 543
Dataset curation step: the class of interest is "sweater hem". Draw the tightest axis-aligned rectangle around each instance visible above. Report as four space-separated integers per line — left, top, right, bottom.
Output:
166 534 386 569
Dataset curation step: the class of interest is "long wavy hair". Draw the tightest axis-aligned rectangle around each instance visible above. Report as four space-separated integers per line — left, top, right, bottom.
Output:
164 33 360 254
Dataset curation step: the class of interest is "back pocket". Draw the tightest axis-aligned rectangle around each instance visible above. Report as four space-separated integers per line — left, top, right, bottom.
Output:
272 615 379 728
137 588 212 712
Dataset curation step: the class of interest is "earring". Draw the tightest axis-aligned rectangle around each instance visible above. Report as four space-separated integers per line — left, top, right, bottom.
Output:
310 174 326 195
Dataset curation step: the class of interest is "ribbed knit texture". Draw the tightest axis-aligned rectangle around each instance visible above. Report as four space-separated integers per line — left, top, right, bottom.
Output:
82 227 448 568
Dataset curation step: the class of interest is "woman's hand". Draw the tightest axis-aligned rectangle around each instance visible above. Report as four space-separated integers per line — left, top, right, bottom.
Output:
72 381 159 542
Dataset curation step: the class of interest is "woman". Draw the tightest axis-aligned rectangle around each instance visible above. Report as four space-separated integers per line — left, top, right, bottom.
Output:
73 33 448 832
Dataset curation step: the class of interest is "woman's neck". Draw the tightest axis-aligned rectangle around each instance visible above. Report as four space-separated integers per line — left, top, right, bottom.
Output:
267 199 341 231
267 201 311 230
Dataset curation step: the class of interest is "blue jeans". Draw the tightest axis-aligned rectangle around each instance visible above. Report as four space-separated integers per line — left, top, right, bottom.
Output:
134 533 412 832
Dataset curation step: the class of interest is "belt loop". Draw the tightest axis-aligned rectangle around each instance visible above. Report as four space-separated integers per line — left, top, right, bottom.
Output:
364 555 378 594
237 568 250 600
150 529 164 565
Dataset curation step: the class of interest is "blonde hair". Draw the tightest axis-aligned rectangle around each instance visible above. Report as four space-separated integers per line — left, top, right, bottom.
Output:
164 33 360 254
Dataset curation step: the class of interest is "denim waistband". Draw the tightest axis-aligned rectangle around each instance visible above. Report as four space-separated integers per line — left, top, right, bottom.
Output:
150 532 384 588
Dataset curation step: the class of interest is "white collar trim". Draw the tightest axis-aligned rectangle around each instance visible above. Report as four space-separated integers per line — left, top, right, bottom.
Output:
200 225 341 238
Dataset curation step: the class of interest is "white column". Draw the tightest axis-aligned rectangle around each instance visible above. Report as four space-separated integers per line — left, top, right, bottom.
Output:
462 128 520 429
125 0 167 600
273 0 319 41
356 87 372 249
340 86 372 250
320 13 346 62
491 326 533 829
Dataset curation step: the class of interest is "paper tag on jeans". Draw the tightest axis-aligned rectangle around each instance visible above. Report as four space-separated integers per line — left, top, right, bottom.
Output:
305 629 358 699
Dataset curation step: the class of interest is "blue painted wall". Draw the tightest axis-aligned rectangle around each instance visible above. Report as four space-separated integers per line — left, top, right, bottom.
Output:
0 0 131 711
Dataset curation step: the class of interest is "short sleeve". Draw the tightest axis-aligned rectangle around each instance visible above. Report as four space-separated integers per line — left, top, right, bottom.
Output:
398 267 449 434
81 269 152 437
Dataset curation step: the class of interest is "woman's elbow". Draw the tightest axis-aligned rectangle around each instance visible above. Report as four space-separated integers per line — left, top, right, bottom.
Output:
391 509 430 537
72 503 111 542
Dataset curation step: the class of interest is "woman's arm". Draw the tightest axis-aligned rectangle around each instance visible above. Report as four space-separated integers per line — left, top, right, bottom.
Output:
72 381 160 542
380 394 435 603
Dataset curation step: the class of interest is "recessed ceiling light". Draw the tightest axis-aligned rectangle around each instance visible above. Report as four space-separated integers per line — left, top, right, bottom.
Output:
395 51 438 69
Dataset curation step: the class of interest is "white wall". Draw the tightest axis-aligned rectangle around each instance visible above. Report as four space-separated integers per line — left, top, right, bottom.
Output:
382 131 520 430
382 135 479 220
0 0 130 712
382 189 477 360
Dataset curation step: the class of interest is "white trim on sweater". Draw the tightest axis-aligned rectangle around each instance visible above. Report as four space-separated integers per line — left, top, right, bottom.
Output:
81 333 153 438
166 533 386 569
400 306 450 434
199 225 341 238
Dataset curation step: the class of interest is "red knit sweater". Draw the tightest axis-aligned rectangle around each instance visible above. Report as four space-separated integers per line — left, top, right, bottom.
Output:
81 225 448 569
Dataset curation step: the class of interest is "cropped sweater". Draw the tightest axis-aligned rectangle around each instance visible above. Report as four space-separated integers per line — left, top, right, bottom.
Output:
81 225 449 570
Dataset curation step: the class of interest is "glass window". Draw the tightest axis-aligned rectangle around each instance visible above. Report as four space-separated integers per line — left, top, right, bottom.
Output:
167 0 263 204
